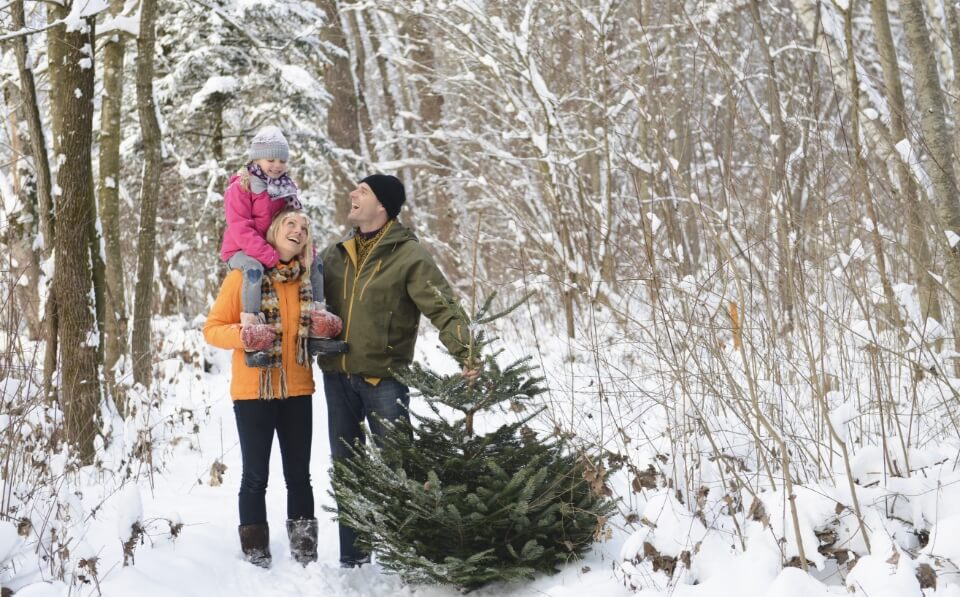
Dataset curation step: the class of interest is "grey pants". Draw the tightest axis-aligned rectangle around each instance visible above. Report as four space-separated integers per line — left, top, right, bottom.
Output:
228 251 324 314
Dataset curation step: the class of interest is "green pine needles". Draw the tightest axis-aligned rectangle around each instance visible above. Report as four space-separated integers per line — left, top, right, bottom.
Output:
329 294 614 590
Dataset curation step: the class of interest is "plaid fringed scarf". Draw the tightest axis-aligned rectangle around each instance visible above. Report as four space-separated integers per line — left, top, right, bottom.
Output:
257 259 313 399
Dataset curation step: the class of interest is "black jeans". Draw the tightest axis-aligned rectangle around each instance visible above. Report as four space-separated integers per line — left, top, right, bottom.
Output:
323 373 410 563
233 395 314 525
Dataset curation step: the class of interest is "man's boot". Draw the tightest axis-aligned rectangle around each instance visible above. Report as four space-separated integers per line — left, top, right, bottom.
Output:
238 523 272 568
286 518 318 566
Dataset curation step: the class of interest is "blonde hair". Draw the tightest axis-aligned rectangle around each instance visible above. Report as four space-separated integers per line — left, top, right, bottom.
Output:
266 209 313 274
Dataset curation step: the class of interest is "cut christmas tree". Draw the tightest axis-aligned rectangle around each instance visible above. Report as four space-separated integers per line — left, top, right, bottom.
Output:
329 295 614 590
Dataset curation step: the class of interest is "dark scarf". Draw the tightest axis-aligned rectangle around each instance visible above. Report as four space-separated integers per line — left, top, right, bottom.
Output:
257 258 312 399
355 221 392 269
246 162 302 209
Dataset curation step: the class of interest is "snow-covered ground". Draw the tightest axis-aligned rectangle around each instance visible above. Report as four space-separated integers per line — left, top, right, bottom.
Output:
1 322 630 597
83 360 631 597
6 316 960 596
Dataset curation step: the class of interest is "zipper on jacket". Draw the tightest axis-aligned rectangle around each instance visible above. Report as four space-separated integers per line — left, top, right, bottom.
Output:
358 260 382 301
340 223 392 370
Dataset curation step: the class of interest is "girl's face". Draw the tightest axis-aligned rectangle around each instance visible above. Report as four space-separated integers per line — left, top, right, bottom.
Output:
255 158 287 179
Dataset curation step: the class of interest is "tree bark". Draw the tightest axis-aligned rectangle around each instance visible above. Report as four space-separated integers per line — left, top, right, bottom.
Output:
2 80 43 341
98 0 129 403
900 0 960 357
12 0 54 251
316 0 365 225
131 0 163 388
870 0 941 325
11 0 54 353
47 6 101 462
400 13 461 268
750 0 797 332
840 3 901 330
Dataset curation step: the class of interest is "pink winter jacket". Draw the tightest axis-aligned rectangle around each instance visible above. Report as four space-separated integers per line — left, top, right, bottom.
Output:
219 171 288 268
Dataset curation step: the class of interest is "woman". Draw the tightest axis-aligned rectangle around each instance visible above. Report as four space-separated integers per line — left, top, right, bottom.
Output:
204 209 342 568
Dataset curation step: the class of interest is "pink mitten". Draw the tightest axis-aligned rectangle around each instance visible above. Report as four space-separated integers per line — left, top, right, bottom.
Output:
310 309 343 338
241 324 276 351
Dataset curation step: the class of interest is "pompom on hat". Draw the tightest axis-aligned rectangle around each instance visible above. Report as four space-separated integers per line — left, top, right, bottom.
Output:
249 126 290 161
360 174 406 219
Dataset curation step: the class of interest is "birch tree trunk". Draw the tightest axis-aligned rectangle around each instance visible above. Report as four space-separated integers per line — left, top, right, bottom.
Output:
47 6 101 462
131 0 162 388
900 0 960 356
840 3 901 330
870 0 942 325
942 2 960 170
98 0 129 401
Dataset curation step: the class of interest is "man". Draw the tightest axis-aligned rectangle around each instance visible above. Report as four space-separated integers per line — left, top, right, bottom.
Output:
319 173 478 568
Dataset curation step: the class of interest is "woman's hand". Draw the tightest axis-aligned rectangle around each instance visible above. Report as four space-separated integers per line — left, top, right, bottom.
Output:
241 324 276 351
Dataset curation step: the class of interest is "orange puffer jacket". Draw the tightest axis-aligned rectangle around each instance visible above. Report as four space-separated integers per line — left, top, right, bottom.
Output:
204 269 315 400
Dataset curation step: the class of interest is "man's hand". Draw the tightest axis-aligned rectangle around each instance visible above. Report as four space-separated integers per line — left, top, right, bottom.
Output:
241 324 276 351
310 309 343 338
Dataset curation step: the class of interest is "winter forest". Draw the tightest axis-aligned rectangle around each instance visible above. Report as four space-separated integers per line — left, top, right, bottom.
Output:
6 0 960 594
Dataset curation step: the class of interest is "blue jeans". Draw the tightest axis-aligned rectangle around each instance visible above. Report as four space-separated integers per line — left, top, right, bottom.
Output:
323 373 410 563
229 250 325 313
233 395 314 525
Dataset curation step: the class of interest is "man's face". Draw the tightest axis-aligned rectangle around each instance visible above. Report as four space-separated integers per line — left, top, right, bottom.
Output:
347 182 387 231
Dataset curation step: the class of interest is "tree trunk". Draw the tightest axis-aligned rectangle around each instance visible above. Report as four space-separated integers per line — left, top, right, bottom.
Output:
943 2 960 177
871 0 942 325
1 82 42 341
750 0 797 333
316 0 365 225
13 0 54 251
401 14 461 269
363 9 399 163
98 0 129 404
48 6 101 462
900 0 960 358
11 0 55 362
346 9 376 163
131 0 163 388
840 4 902 331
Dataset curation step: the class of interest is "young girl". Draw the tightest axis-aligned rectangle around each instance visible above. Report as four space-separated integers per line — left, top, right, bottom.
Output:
220 126 341 367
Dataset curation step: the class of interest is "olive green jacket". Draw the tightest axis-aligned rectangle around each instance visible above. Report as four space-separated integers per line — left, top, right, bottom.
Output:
319 220 471 379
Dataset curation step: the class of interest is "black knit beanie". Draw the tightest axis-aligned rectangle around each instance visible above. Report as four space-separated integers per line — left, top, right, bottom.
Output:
361 174 406 219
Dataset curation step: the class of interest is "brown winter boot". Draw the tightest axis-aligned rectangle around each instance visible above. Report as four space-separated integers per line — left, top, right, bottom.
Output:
238 523 272 568
286 518 318 566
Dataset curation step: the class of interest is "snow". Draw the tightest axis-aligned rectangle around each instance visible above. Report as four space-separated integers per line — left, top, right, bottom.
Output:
0 520 19 563
63 0 109 33
189 76 239 110
280 65 326 99
2 323 636 596
947 230 960 248
117 485 143 542
100 15 140 37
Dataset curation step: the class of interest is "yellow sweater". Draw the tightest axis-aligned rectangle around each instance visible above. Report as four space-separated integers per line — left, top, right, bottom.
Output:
204 270 315 400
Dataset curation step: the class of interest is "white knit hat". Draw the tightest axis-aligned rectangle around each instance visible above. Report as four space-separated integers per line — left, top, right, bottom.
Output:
249 126 290 161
